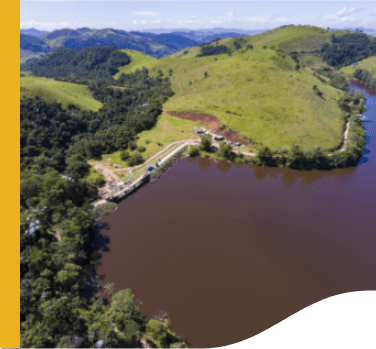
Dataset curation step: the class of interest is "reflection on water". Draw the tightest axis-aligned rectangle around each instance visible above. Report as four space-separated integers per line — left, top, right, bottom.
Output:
97 83 376 348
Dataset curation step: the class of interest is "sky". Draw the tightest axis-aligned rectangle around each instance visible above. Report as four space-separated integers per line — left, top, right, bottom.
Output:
20 1 376 32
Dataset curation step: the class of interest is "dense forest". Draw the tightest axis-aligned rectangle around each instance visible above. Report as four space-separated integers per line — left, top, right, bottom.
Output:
20 46 131 80
320 33 376 67
20 60 187 346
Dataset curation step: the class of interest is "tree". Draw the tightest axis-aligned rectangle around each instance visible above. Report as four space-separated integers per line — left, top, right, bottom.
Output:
146 320 169 347
189 145 200 157
200 134 212 151
120 150 130 161
219 142 232 159
65 154 90 179
127 152 144 166
257 145 272 164
204 71 208 78
129 141 137 150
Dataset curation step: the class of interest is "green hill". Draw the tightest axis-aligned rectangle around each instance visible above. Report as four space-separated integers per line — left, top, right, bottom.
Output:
125 27 355 151
113 49 158 78
340 56 376 78
20 77 103 111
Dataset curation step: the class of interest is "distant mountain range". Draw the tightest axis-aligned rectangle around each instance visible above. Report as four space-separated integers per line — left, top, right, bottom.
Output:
20 28 50 36
20 26 375 64
20 27 269 64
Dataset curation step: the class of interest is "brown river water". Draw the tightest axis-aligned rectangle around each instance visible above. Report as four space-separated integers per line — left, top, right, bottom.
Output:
96 82 376 347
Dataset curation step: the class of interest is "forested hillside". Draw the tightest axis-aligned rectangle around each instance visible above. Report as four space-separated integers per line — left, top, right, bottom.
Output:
20 46 130 80
20 57 187 346
320 32 376 67
40 28 179 58
21 34 51 53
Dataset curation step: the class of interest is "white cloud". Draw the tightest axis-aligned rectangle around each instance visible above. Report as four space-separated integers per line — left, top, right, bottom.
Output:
132 20 137 25
228 11 234 17
20 20 71 28
141 20 148 24
192 15 197 19
371 11 376 16
336 7 362 17
133 11 158 16
341 16 355 22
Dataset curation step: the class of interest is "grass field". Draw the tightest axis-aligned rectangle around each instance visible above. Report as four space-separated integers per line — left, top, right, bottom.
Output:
340 56 376 78
86 167 105 182
145 42 345 151
89 112 202 168
20 77 103 111
113 49 158 78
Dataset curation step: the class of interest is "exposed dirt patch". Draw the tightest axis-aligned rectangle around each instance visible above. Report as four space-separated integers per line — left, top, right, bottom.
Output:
167 110 253 148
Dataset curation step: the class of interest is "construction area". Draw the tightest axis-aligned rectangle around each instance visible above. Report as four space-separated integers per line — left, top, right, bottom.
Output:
91 142 189 205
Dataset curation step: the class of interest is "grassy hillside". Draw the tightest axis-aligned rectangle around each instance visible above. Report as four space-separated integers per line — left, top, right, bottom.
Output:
114 49 158 78
138 42 345 151
235 26 350 53
340 56 376 78
90 112 201 168
20 77 103 111
170 26 353 60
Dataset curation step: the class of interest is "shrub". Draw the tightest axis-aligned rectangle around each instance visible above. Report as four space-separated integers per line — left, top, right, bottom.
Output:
219 123 226 130
95 176 105 187
312 85 323 97
129 141 137 150
137 145 146 153
189 146 200 157
120 150 130 161
127 152 144 166
204 71 208 78
263 45 267 49
145 139 151 144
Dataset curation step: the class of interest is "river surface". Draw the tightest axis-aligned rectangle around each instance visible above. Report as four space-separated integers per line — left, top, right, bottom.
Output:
96 82 376 348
